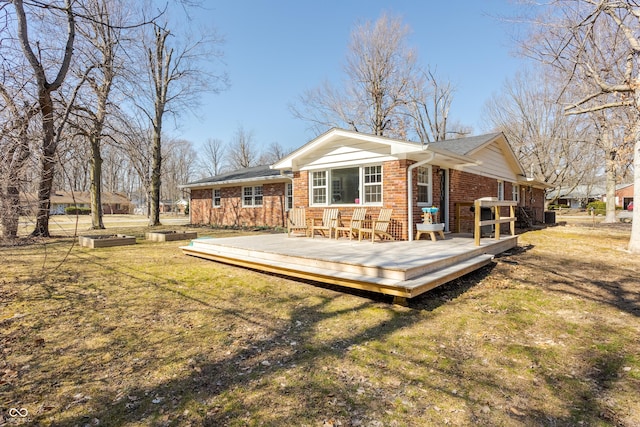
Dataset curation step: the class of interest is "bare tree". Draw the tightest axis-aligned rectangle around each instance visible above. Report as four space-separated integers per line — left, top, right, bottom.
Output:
197 137 227 177
408 67 470 142
291 12 419 138
162 137 196 205
0 84 36 238
135 19 227 226
522 0 640 252
484 69 595 197
12 0 76 237
258 140 290 165
228 125 258 169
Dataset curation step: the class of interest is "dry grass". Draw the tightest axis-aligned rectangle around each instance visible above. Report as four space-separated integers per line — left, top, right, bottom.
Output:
1 219 639 426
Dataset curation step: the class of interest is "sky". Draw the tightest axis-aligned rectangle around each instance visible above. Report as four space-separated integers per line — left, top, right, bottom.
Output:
174 1 530 154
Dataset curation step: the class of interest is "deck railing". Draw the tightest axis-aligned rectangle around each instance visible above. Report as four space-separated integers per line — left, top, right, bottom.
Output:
473 198 517 246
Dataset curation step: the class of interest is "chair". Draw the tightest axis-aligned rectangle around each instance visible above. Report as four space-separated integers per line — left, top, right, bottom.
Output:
310 208 339 238
358 208 394 242
334 208 367 240
287 208 308 237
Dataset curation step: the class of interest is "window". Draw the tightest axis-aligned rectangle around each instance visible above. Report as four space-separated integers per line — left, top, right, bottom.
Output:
213 189 221 207
363 166 382 203
311 171 327 204
286 183 293 210
309 165 383 206
243 186 263 207
331 167 359 204
497 181 504 201
417 166 432 205
512 184 519 202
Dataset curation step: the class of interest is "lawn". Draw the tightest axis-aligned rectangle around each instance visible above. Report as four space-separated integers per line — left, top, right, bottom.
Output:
1 219 639 426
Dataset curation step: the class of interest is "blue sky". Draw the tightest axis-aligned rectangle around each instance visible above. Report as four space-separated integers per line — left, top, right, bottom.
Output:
176 1 528 154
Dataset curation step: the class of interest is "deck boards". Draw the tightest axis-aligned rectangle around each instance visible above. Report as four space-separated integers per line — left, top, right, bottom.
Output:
181 233 518 300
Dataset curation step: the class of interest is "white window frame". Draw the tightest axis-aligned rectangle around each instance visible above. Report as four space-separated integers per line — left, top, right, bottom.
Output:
242 185 263 207
286 183 293 210
309 165 383 207
310 171 328 205
497 181 504 201
416 165 432 206
213 188 221 207
512 184 519 202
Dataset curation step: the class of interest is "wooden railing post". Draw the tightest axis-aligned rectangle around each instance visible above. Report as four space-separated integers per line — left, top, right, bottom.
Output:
474 199 481 246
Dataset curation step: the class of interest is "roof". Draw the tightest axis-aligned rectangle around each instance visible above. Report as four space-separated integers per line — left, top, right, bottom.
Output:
181 165 292 189
428 132 503 156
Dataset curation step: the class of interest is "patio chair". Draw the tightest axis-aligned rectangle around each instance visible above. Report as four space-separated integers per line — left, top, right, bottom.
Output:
358 208 395 242
310 208 339 238
334 208 367 240
287 208 308 237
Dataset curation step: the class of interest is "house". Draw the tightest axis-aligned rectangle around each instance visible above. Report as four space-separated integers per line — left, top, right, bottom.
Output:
547 184 606 209
182 128 548 240
21 191 133 215
185 165 293 228
549 182 634 210
615 183 634 210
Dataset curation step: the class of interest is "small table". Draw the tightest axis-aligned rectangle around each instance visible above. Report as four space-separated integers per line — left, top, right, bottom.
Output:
416 223 445 241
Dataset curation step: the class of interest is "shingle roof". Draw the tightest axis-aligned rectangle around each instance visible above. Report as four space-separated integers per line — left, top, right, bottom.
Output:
428 132 503 156
184 165 290 187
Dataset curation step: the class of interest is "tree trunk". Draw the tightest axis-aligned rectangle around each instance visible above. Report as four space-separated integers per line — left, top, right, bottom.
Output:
1 140 30 239
31 90 57 237
149 126 162 226
604 142 617 223
89 136 105 229
628 136 640 253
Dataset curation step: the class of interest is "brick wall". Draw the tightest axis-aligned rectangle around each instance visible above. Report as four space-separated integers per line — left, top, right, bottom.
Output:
189 182 288 228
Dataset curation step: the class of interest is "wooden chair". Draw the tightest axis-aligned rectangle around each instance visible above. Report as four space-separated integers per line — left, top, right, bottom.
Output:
334 208 367 240
287 208 308 237
310 208 339 238
358 208 394 242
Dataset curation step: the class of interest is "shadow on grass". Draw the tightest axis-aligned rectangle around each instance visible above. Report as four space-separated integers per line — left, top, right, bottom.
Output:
6 238 637 426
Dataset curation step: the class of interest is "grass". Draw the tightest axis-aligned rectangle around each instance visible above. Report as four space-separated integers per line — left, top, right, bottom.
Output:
1 217 639 426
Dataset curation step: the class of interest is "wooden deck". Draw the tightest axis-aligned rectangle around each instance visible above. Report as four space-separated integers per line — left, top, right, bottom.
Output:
180 233 518 304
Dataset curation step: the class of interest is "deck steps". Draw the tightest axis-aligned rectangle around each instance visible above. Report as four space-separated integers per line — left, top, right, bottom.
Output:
181 234 509 299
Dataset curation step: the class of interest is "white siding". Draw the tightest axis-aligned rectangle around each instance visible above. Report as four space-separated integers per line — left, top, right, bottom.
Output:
300 141 396 169
465 141 519 181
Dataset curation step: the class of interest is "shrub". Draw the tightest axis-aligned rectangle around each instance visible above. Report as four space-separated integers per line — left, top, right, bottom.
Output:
586 201 606 215
65 206 91 215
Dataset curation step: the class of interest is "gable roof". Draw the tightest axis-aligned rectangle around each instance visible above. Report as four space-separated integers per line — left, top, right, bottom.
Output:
181 165 292 189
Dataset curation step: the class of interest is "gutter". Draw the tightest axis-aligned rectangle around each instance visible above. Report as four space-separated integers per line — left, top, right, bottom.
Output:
407 151 435 241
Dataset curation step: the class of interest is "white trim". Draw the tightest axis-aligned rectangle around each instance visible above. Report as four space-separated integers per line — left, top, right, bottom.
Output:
242 185 264 208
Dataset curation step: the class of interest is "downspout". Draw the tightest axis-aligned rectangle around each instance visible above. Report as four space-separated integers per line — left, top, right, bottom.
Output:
407 152 435 241
283 175 294 228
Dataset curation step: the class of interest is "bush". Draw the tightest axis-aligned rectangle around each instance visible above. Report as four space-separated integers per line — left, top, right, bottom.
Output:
586 201 606 215
65 206 91 215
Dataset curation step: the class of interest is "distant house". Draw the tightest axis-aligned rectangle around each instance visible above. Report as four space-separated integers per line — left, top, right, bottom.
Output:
21 191 133 215
550 182 634 209
548 184 606 209
181 128 549 240
615 183 634 210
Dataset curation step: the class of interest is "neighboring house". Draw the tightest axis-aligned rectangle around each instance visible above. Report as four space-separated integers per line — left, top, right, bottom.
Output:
21 191 133 215
615 183 634 210
547 184 606 209
549 182 634 209
181 128 548 240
